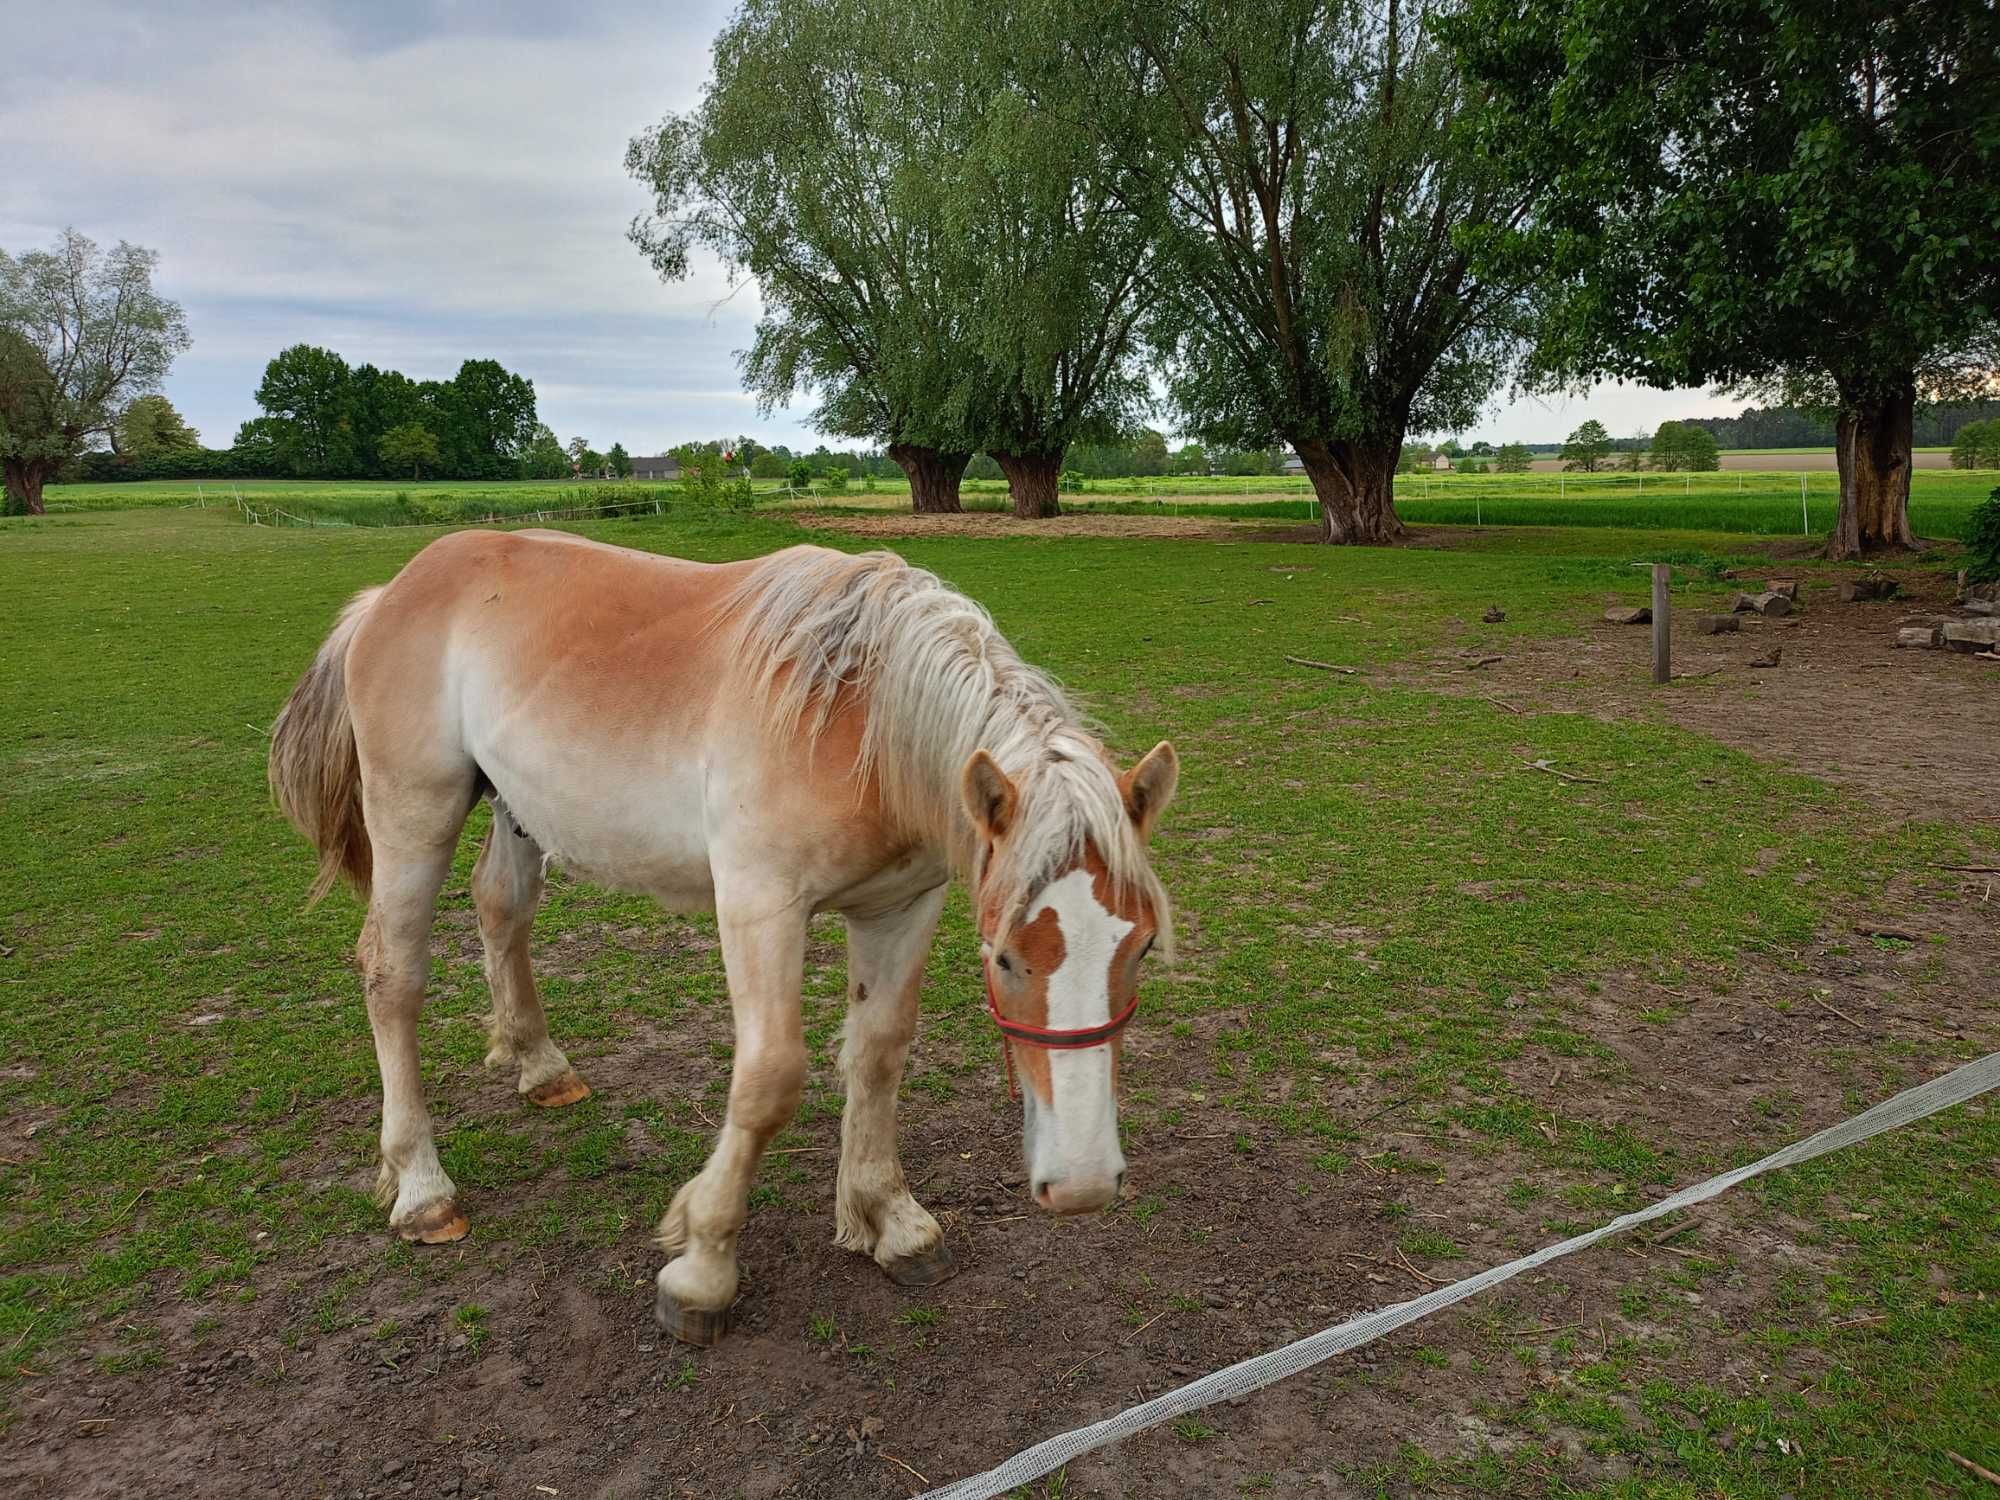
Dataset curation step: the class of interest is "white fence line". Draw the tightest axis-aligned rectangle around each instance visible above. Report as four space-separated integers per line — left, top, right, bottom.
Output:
921 1051 2000 1500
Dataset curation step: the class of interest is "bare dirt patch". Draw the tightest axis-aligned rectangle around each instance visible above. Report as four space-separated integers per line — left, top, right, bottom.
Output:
1391 561 2000 831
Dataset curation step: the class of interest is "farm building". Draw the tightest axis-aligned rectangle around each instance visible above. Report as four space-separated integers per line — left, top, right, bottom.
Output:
628 454 682 480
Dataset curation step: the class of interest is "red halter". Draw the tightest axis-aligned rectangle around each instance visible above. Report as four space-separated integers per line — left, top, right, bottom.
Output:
984 955 1138 1101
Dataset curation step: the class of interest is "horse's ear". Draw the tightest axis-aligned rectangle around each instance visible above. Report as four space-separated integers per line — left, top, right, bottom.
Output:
1121 741 1179 840
962 750 1018 838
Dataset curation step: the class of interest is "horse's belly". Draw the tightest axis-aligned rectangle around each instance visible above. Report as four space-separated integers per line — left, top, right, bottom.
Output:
484 761 716 907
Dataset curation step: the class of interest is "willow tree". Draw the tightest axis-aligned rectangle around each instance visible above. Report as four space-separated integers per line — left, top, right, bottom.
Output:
626 0 984 513
947 0 1159 518
1454 0 2000 558
1098 0 1534 543
0 231 189 514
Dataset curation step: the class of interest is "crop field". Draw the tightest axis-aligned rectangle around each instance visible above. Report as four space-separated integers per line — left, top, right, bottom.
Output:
2 504 1995 1498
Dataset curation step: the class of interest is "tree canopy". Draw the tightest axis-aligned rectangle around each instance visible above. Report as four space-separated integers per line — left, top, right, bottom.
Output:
377 422 440 479
629 0 1161 517
1454 0 2000 555
1650 421 1720 472
627 0 986 512
1953 420 2000 470
1092 0 1535 541
1561 420 1611 472
115 394 201 457
240 346 541 480
0 229 190 513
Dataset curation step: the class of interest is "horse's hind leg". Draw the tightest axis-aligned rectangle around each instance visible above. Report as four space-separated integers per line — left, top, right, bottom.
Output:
834 884 953 1286
474 802 589 1108
359 821 465 1243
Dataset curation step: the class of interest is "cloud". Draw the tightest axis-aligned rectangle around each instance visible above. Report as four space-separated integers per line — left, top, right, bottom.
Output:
1 0 809 453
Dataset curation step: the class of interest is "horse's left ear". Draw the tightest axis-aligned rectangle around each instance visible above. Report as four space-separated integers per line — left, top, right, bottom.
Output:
1120 741 1179 840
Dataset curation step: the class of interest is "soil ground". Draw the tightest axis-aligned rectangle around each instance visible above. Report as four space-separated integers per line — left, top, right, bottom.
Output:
3 517 1993 1500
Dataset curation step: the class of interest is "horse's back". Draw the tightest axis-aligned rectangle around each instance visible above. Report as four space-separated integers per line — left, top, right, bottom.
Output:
340 529 862 903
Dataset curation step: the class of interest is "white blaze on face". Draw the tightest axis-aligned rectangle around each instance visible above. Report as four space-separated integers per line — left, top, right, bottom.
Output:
1022 868 1131 1201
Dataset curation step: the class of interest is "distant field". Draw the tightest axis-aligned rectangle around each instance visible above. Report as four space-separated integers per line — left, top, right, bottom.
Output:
980 468 1991 540
37 465 1995 541
1525 449 1959 473
37 478 794 528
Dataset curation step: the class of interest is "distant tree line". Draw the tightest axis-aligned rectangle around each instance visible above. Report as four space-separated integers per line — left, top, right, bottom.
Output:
1684 400 2000 452
233 345 541 480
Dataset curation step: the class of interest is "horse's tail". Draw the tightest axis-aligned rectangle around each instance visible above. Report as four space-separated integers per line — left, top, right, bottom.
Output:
269 587 381 906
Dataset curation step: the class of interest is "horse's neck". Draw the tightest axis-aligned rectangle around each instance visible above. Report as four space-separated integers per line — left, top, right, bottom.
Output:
893 696 1075 874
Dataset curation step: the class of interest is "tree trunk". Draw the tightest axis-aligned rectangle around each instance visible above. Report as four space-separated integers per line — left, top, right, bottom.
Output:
1829 379 1918 560
3 457 48 516
993 451 1062 519
1295 437 1407 544
888 443 969 514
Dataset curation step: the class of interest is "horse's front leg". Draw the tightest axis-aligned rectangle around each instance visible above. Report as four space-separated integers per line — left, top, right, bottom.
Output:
835 884 954 1286
654 897 808 1345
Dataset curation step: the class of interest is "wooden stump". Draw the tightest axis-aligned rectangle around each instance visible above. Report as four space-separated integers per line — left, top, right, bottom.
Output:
1896 626 1941 649
1942 619 2000 654
1604 606 1651 625
1695 614 1741 635
1836 575 1901 603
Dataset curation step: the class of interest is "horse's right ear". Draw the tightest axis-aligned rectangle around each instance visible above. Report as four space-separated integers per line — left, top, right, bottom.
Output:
961 751 1018 839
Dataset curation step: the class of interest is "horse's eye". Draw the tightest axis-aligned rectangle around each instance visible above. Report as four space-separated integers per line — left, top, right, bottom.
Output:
1140 936 1155 960
995 953 1013 973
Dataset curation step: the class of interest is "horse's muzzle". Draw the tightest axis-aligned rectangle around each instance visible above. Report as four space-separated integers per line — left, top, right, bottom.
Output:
1034 1172 1122 1215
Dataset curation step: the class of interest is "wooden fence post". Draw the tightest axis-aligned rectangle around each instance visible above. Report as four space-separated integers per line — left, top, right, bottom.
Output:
1651 563 1671 684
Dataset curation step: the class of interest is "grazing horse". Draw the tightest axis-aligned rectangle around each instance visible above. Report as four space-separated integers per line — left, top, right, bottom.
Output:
269 530 1178 1342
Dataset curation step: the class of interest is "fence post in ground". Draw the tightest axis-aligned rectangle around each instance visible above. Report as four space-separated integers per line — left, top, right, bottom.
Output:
1651 564 1672 685
1801 474 1808 535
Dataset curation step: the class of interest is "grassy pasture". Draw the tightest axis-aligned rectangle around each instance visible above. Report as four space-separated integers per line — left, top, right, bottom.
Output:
1 506 1995 1494
1033 468 1991 540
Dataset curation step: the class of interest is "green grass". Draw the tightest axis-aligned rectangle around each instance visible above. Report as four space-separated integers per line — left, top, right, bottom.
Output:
1030 467 1991 540
0 503 1992 1490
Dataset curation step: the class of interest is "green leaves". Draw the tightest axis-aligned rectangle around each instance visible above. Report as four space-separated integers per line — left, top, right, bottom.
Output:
1456 0 2000 397
627 0 1158 471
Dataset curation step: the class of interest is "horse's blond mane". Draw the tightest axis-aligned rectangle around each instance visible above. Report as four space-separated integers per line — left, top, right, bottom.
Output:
719 546 1171 954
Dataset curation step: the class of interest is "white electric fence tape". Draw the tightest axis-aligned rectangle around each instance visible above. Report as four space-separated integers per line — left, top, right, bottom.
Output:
921 1051 1999 1500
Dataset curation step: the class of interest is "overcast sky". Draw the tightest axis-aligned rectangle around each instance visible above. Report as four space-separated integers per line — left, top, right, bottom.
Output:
2 0 1738 456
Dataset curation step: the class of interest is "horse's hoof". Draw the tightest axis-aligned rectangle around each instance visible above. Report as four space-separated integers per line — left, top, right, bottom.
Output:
883 1241 958 1288
527 1070 592 1109
655 1289 732 1346
396 1200 469 1245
